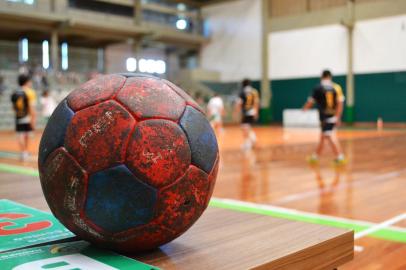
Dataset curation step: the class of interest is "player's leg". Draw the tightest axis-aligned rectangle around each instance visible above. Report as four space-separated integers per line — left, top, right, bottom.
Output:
213 114 223 137
21 132 29 161
316 133 325 156
329 136 345 163
308 123 326 163
242 115 257 150
248 124 257 145
17 132 24 153
241 123 251 150
16 123 26 160
324 123 346 164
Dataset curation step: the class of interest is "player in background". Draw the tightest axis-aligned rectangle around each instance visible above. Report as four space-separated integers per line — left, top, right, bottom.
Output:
236 79 260 150
207 93 224 137
11 74 37 161
40 90 57 121
302 70 346 164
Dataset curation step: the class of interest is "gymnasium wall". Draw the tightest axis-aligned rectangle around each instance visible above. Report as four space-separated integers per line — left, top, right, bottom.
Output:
201 0 262 82
269 14 406 122
201 11 406 123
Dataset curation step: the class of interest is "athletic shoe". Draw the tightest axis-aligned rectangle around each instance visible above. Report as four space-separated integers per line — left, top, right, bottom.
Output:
307 154 319 164
334 157 347 166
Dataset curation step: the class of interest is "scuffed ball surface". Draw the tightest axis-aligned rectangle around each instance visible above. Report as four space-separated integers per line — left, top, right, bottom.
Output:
38 74 219 252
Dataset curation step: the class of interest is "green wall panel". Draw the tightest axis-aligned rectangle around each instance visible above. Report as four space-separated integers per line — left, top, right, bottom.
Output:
354 71 406 122
271 76 346 122
201 71 406 123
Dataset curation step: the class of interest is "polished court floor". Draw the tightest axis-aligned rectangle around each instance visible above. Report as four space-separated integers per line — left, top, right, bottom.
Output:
0 126 405 269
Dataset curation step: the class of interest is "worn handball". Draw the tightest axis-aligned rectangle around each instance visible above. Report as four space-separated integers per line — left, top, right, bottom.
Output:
38 74 219 252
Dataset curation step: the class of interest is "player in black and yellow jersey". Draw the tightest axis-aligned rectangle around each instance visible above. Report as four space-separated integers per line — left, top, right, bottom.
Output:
237 79 260 150
303 70 346 164
11 74 37 161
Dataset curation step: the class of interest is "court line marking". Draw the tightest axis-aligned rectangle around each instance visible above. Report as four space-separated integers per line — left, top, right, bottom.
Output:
0 151 39 161
273 170 404 205
0 163 39 177
355 213 406 240
1 162 405 243
210 198 406 243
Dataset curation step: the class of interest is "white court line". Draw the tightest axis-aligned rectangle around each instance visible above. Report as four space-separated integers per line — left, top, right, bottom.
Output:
211 198 406 233
354 213 406 240
274 170 404 205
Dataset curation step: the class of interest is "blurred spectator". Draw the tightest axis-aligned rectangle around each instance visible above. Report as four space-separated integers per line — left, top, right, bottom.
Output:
207 93 224 136
11 74 37 161
40 90 57 121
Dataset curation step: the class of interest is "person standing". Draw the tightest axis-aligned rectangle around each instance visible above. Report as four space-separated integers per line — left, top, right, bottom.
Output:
302 70 346 164
207 93 224 137
40 90 57 121
236 79 259 150
11 74 37 161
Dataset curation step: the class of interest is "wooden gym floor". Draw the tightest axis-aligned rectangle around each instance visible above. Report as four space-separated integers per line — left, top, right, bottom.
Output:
0 126 405 269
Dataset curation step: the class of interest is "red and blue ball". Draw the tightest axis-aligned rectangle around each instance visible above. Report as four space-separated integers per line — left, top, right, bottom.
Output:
38 74 219 252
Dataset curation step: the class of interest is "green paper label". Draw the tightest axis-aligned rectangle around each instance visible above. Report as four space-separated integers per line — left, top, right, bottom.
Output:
0 200 74 252
0 241 159 270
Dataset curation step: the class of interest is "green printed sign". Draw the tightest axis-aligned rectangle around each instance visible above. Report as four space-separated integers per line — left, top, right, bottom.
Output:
0 241 159 270
0 200 74 252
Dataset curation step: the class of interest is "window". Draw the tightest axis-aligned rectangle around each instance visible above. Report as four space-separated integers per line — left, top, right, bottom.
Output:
155 60 166 74
138 58 166 74
7 0 35 4
61 42 68 70
126 57 137 72
42 40 49 69
19 38 28 62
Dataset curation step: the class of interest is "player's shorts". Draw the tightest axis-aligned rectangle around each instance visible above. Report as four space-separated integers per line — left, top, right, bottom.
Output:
321 116 336 135
242 115 255 125
16 123 33 133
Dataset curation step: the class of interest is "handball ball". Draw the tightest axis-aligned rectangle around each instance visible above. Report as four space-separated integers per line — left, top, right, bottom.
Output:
38 74 219 252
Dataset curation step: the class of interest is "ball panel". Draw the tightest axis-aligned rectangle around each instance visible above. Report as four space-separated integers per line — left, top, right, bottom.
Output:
156 165 209 233
163 79 204 113
116 77 185 121
107 164 215 253
38 99 74 167
40 147 87 224
67 74 126 111
85 165 157 233
205 155 219 208
109 223 176 253
65 100 136 174
180 106 218 173
126 119 191 188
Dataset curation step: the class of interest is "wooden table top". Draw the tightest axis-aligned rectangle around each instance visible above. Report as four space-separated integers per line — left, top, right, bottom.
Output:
0 172 354 270
136 207 354 270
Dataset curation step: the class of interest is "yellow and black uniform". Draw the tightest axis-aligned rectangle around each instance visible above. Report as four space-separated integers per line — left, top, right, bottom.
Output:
309 81 345 133
239 86 259 124
11 87 36 132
